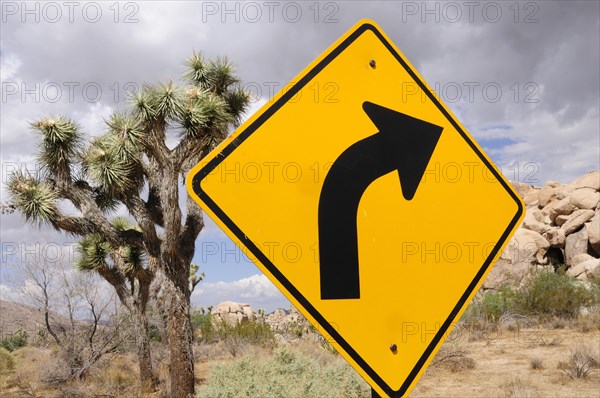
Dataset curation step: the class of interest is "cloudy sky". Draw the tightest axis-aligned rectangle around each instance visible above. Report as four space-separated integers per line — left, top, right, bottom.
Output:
1 1 599 312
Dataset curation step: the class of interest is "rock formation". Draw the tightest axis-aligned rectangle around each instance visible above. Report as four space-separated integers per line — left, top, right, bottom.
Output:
210 301 256 325
485 170 600 288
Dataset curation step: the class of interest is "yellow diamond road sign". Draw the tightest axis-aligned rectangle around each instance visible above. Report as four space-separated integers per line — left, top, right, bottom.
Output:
187 20 524 398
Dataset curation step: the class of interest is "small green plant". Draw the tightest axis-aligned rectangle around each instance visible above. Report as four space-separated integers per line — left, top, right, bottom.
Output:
0 330 28 352
197 347 370 398
216 319 275 357
469 286 514 322
0 347 15 374
512 268 595 318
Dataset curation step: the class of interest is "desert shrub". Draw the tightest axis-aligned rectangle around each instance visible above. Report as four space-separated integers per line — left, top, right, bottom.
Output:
197 347 370 398
430 345 476 372
0 347 15 374
575 309 600 332
529 358 543 370
465 286 514 322
512 269 595 318
465 269 597 325
216 319 275 357
192 312 217 343
0 330 28 352
559 343 599 379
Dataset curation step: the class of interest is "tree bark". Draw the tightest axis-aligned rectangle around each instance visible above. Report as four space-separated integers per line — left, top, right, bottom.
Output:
164 274 195 398
133 302 158 393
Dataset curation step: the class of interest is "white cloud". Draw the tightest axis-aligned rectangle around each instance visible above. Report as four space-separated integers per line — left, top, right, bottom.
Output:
0 282 24 303
0 54 22 81
492 107 600 185
191 273 289 312
74 102 114 137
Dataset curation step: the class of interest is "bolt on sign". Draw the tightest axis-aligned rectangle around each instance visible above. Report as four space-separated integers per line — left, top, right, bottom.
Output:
187 20 524 398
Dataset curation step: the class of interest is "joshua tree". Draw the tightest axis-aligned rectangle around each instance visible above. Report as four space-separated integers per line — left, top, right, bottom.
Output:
7 53 250 397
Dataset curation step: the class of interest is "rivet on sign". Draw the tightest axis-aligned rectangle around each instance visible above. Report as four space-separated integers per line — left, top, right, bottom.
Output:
369 60 376 69
390 344 397 353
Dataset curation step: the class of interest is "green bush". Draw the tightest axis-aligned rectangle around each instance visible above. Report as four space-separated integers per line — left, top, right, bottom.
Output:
216 319 275 357
512 269 595 318
0 330 28 352
463 268 597 324
197 347 370 398
464 286 514 322
192 312 217 343
0 347 15 374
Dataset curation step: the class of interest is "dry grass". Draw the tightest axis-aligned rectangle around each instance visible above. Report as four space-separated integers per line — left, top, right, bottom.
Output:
501 377 535 398
559 343 600 379
89 353 139 396
574 310 600 333
412 322 600 397
430 344 476 373
530 358 544 370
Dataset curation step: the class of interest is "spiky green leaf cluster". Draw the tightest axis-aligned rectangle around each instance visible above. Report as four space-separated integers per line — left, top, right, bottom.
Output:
223 85 251 127
189 263 204 291
111 217 144 275
179 88 233 138
76 233 111 272
183 52 250 130
132 89 156 121
77 217 144 276
111 215 132 231
106 112 144 151
92 187 119 213
83 138 134 197
32 116 80 179
205 57 240 96
133 82 184 122
7 171 58 224
83 114 144 198
119 245 144 275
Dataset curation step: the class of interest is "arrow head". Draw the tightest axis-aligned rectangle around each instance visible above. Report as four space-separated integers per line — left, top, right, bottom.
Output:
362 101 443 200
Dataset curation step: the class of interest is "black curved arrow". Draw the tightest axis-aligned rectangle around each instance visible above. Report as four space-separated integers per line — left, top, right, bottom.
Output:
318 101 443 300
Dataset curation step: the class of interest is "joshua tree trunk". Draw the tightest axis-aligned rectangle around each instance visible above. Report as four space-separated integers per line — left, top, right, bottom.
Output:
164 271 195 397
133 303 157 393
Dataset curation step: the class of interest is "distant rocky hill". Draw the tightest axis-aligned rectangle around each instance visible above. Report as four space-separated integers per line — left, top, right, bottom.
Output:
0 300 51 339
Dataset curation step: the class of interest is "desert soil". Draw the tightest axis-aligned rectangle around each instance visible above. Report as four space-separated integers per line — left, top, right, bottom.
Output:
412 327 600 397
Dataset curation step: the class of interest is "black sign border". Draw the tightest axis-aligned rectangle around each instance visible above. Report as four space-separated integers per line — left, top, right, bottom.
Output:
191 22 524 398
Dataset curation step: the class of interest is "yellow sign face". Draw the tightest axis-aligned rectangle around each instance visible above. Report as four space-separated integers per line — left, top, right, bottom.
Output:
187 20 524 398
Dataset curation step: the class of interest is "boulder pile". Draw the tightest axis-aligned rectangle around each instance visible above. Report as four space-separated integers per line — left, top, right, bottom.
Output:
210 301 256 325
485 171 600 289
